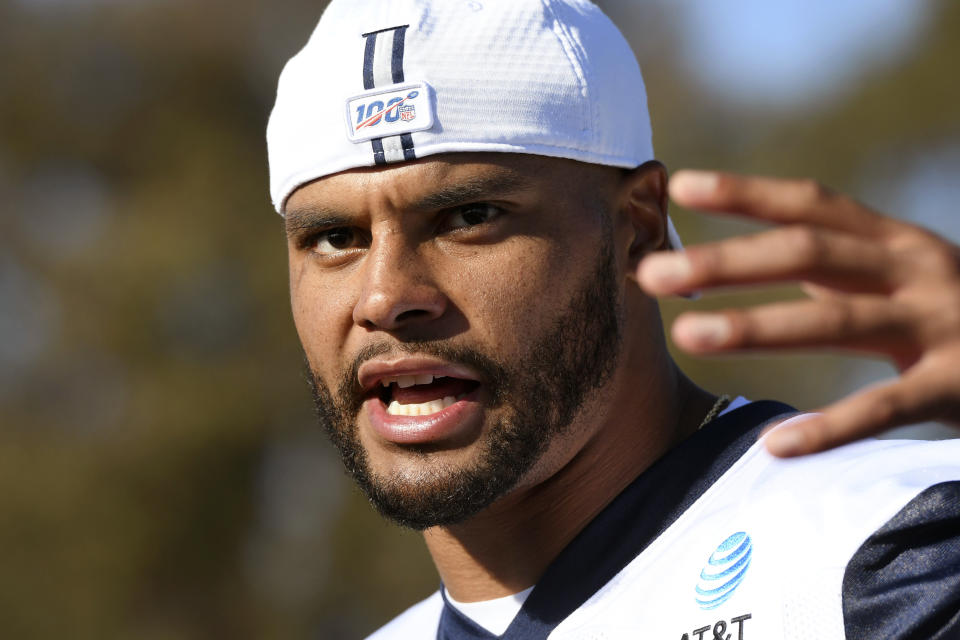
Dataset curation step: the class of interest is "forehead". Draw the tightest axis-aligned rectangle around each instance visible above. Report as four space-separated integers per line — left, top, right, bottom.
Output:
284 153 619 218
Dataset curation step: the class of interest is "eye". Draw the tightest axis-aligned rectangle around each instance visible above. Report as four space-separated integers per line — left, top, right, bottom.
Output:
445 203 502 231
310 227 364 255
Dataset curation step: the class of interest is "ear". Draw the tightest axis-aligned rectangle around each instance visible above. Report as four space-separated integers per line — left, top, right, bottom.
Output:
619 160 669 281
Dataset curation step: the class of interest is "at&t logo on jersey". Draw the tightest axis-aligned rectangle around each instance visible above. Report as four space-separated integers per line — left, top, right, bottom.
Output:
676 533 754 640
695 532 753 610
344 81 435 143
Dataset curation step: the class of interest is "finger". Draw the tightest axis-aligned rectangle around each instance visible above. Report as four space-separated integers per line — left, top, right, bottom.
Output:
638 226 898 296
669 170 906 238
799 281 841 300
764 363 959 457
670 296 913 357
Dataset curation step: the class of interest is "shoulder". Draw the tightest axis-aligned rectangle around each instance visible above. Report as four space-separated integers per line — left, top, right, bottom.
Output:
842 479 960 639
553 432 960 638
365 590 443 640
731 434 960 638
733 434 960 558
738 424 960 508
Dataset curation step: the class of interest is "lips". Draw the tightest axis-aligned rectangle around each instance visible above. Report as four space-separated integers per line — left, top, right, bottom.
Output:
358 359 485 444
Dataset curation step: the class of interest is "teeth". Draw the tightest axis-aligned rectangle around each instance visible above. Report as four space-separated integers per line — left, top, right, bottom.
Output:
396 375 417 388
386 396 457 417
380 374 436 388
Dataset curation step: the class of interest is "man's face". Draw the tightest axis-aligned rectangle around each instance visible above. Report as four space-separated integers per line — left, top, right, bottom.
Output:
286 154 630 529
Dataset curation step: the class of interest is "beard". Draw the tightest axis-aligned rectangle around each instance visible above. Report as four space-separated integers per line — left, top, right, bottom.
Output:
306 236 623 530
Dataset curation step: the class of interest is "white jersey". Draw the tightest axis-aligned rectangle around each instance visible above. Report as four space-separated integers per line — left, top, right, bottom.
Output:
368 401 960 640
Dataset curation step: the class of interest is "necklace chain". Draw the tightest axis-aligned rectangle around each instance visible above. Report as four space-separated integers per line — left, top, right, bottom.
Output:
698 394 732 430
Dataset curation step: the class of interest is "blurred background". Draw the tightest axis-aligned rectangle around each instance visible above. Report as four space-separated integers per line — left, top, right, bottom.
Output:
1 0 957 637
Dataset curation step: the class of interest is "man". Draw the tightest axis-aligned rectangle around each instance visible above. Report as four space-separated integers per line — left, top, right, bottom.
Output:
267 1 960 637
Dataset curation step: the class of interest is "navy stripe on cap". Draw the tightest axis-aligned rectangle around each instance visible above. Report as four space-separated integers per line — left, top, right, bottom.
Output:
360 24 415 165
391 25 408 84
362 33 377 91
401 133 416 161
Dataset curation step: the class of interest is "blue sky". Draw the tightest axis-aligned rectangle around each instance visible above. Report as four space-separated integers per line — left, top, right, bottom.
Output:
676 0 933 108
664 0 957 241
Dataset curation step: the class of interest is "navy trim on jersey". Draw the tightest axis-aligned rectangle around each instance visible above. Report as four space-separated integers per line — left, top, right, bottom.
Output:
360 25 416 165
437 400 797 640
843 481 960 639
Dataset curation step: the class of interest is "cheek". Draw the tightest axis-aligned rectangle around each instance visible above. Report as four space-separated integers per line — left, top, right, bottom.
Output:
448 236 590 352
289 262 355 369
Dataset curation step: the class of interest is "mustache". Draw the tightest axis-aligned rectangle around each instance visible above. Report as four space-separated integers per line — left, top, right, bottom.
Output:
306 339 511 416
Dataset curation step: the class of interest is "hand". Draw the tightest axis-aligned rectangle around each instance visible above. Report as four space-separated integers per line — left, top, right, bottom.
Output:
638 170 960 457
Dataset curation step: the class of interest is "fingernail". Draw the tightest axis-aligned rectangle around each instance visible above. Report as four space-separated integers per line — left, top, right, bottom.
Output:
765 426 809 457
643 253 692 289
671 171 718 201
677 314 730 348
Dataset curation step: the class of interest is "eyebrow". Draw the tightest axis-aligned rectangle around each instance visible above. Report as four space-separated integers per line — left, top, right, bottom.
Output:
283 168 535 236
284 206 352 238
410 170 534 211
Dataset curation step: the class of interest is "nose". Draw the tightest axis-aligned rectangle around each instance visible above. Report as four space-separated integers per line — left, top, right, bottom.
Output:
352 234 448 331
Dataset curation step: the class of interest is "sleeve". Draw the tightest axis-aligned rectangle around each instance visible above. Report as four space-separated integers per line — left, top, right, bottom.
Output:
842 481 960 640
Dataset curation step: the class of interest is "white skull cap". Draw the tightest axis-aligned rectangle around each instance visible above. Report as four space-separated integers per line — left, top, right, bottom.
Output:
267 0 682 250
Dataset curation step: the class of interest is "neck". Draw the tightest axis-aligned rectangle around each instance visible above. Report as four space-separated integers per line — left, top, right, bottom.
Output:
423 322 716 602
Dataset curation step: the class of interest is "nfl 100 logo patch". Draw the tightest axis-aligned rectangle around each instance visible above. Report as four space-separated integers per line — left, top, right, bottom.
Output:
344 81 435 143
